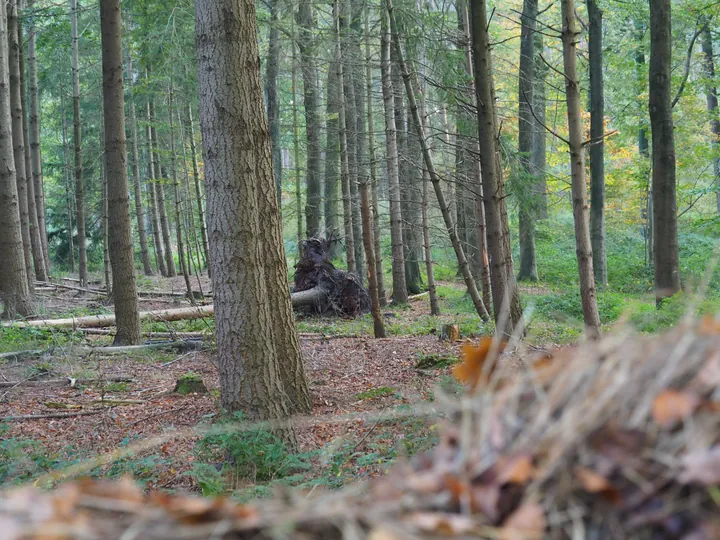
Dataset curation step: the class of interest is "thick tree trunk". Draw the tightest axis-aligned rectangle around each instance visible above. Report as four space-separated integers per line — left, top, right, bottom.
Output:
195 0 311 423
649 0 680 303
168 82 192 298
560 0 601 339
16 5 46 282
517 0 538 283
365 8 386 306
297 0 322 238
186 104 209 275
8 0 34 287
380 6 407 304
149 99 177 277
146 102 167 277
388 0 489 322
99 0 141 345
587 0 607 287
128 61 153 276
265 0 282 203
469 0 523 333
0 0 32 318
70 0 86 288
701 24 720 215
27 0 50 274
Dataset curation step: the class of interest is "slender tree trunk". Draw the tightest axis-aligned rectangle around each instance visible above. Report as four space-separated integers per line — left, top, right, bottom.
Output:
297 0 322 238
635 21 652 265
186 104 209 275
27 0 50 274
100 0 141 345
517 0 538 282
365 6 386 306
265 0 282 203
389 0 489 321
168 81 192 298
101 148 111 295
70 0 87 287
587 0 607 287
469 0 523 333
128 61 153 276
17 4 46 282
701 24 720 215
649 0 680 303
532 30 548 220
8 0 34 287
324 43 342 257
195 0 311 425
146 101 167 277
291 22 304 255
61 100 75 273
0 0 32 318
560 0 601 338
149 99 176 277
380 5 407 304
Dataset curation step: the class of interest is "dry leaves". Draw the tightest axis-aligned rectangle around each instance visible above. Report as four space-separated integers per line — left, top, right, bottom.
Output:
499 503 546 540
453 338 506 389
652 389 700 428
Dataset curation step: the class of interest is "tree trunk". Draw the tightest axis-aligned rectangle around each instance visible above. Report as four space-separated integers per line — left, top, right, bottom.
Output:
360 164 386 338
291 25 304 256
532 30 548 220
149 98 176 277
0 0 32 318
701 24 720 215
635 21 652 266
587 0 607 287
388 0 489 321
517 0 538 283
99 0 141 345
27 0 50 274
100 147 111 295
649 0 680 303
469 0 523 334
70 0 87 287
128 60 153 276
324 42 342 257
365 7 386 306
265 0 282 203
380 5 407 304
8 0 34 288
17 4 47 282
297 0 322 238
60 99 75 273
186 104 209 275
146 101 167 277
195 0 311 424
560 0 601 339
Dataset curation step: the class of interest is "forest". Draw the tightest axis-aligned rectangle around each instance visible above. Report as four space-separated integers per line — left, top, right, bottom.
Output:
2 0 720 537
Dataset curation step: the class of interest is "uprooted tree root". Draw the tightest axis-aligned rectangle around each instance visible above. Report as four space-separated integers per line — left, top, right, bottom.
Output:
3 320 720 538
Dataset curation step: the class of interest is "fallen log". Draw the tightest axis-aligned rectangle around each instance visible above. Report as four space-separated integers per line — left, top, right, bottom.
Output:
0 341 204 362
1 410 102 422
0 376 133 388
78 328 207 339
35 281 106 296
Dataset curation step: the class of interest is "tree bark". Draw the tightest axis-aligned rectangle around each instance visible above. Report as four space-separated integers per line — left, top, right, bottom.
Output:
265 0 282 203
0 0 32 318
185 104 209 275
100 145 111 295
128 60 153 276
517 0 538 282
701 24 720 215
297 0 322 238
8 0 34 287
649 0 680 303
324 41 342 257
469 0 523 333
634 21 652 266
70 0 87 287
532 30 548 220
195 0 311 423
587 0 607 287
360 165 386 337
99 0 141 345
60 98 75 273
560 0 601 339
27 0 50 274
146 101 167 277
388 0 489 321
380 5 407 304
291 24 304 256
16 3 46 282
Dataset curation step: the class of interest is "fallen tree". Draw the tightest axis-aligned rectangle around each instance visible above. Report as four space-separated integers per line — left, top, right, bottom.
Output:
0 341 204 362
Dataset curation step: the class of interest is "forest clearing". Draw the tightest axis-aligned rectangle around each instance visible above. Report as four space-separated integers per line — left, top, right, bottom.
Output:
2 0 720 536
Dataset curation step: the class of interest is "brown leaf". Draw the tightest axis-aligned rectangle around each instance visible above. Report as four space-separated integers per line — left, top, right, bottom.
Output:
496 455 536 485
411 512 474 535
575 466 611 493
679 446 720 485
453 338 506 389
652 389 699 428
499 502 545 540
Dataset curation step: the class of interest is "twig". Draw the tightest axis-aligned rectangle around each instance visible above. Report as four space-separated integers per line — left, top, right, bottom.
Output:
672 21 704 108
1 410 102 422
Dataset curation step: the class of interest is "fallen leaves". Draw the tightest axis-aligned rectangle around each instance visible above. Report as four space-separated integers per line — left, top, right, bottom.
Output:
453 338 506 389
499 503 546 540
652 389 700 428
679 446 720 486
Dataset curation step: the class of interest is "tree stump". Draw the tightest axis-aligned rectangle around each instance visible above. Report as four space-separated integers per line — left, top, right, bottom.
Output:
173 373 208 395
439 324 460 343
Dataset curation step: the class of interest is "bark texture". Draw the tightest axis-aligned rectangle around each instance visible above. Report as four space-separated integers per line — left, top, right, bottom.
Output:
146 101 167 277
0 0 31 318
195 0 311 421
561 0 601 339
649 0 680 302
186 104 209 274
99 0 141 345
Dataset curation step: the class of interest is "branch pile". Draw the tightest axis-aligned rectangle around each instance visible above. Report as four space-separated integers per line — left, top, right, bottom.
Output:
3 321 720 538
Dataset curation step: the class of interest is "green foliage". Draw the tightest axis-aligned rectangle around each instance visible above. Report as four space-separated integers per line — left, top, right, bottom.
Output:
415 352 459 370
354 386 397 401
104 382 130 393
